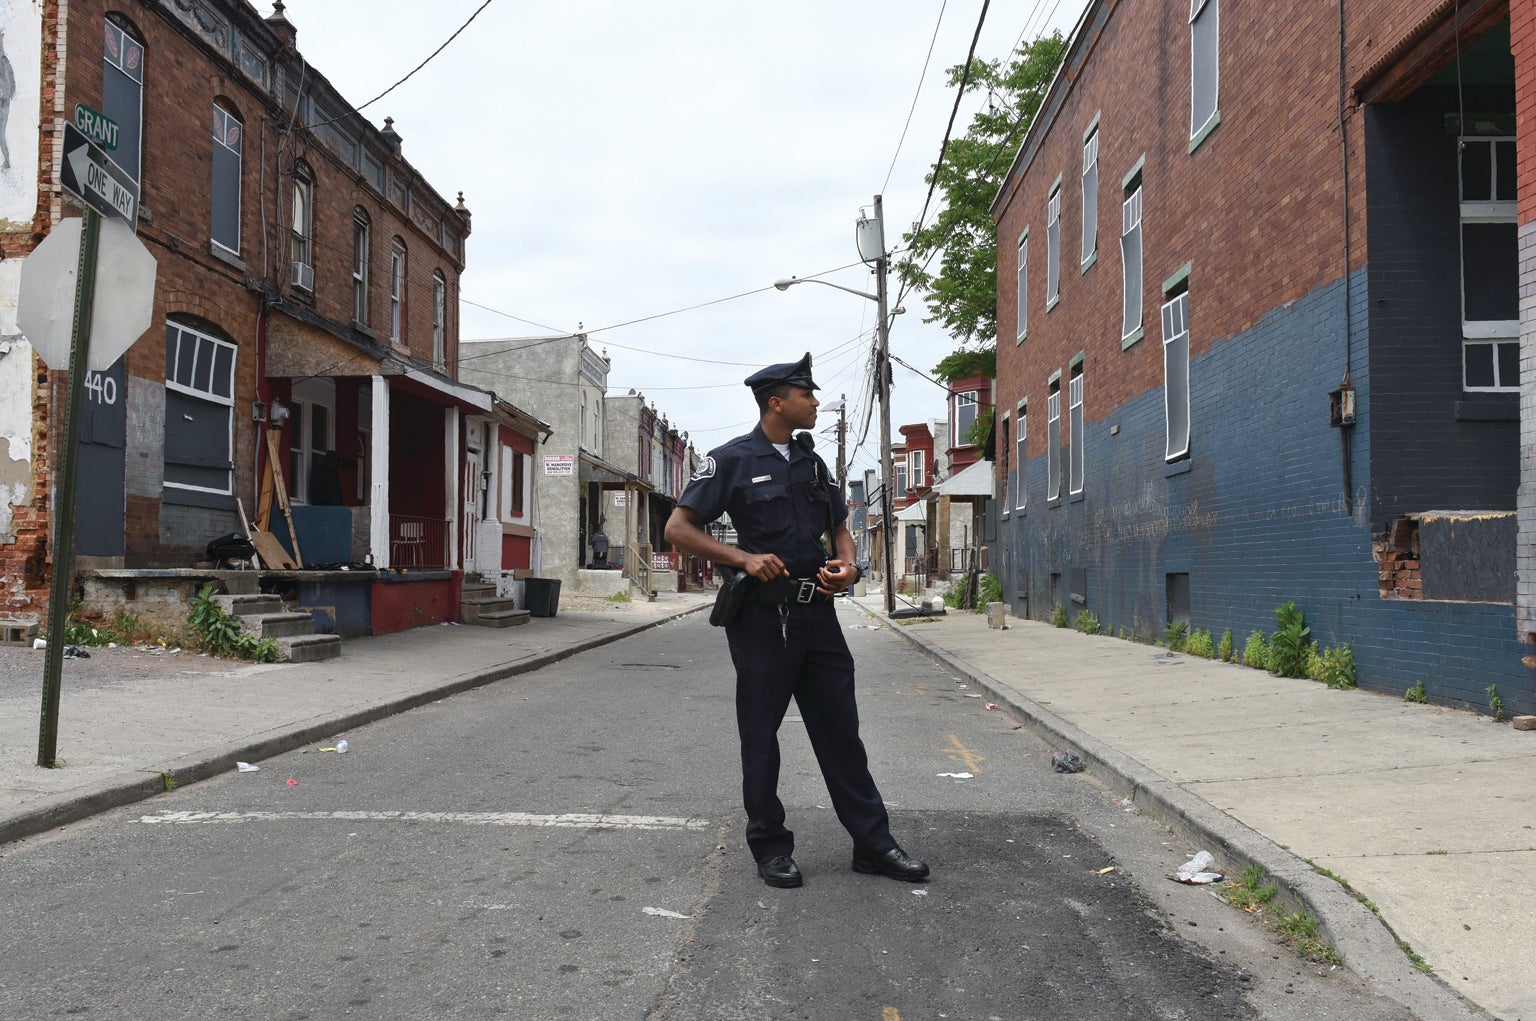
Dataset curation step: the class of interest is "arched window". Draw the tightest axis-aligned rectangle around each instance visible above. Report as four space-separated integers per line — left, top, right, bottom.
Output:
103 18 144 184
211 103 242 254
164 317 236 497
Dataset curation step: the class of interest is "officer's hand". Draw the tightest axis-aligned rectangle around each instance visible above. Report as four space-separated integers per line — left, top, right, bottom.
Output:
740 553 787 582
816 559 854 595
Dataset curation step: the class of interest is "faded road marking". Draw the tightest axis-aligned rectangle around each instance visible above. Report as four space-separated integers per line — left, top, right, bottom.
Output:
945 734 984 774
138 809 710 831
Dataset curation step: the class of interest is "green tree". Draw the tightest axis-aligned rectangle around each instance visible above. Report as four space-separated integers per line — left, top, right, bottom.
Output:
897 34 1066 350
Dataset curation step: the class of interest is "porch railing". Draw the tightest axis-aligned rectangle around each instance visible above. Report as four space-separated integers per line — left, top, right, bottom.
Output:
389 514 449 569
626 542 653 594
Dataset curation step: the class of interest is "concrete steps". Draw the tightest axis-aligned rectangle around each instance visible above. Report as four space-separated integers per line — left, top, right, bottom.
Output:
212 593 342 662
461 582 530 628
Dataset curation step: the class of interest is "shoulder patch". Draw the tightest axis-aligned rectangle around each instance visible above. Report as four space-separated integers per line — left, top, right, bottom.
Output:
691 456 716 482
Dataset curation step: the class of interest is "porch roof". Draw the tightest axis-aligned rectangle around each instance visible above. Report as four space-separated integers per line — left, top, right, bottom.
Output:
932 459 994 498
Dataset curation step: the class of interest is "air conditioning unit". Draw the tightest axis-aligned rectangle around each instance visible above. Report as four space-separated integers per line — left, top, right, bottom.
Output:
291 262 314 291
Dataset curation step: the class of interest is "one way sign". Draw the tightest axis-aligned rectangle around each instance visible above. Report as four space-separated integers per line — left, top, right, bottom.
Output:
59 123 138 225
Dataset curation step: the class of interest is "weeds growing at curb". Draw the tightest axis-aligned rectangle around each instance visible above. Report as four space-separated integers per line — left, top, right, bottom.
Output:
1309 861 1433 973
1243 631 1269 670
1221 864 1343 965
1185 628 1215 659
1218 628 1234 662
1073 609 1102 635
1487 684 1506 722
188 585 279 662
609 590 631 603
1163 620 1188 651
1404 680 1428 704
1050 604 1069 628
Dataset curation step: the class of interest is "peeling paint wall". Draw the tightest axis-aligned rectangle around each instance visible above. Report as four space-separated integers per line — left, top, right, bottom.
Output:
0 1 45 611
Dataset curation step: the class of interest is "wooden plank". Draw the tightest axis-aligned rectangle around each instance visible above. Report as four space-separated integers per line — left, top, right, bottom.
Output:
250 530 298 571
265 429 304 568
236 497 262 570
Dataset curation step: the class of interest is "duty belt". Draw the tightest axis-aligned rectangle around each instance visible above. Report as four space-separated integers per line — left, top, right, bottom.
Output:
755 576 832 605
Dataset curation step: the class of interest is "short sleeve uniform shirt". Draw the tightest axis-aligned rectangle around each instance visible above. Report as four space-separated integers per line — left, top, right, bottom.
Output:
679 425 848 578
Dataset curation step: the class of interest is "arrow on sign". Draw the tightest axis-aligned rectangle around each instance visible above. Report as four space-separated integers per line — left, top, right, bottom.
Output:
66 143 136 221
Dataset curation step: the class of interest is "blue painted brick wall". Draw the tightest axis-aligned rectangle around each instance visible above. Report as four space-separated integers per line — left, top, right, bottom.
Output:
1002 270 1532 716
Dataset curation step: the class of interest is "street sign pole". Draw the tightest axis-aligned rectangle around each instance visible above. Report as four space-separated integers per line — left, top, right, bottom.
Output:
38 209 102 768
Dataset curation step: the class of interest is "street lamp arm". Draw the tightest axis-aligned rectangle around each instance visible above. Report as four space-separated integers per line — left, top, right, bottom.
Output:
773 277 879 302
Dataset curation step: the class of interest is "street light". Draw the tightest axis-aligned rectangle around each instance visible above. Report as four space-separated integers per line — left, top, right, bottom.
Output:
775 194 898 615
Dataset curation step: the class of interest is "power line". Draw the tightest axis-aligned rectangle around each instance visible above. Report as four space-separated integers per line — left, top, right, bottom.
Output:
355 0 498 113
881 1 948 195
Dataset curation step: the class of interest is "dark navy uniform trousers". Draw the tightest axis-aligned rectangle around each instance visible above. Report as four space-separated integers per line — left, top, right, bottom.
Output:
725 595 896 863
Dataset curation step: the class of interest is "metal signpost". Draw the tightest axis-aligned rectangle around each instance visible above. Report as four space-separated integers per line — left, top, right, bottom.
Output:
19 119 151 767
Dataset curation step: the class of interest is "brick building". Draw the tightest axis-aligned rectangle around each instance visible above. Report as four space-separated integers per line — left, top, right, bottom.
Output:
4 0 520 635
991 0 1529 713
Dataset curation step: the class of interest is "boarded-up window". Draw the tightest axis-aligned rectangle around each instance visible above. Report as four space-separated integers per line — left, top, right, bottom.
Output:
1190 0 1219 142
164 320 236 494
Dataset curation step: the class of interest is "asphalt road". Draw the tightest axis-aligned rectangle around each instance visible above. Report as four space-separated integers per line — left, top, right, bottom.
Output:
0 604 1417 1020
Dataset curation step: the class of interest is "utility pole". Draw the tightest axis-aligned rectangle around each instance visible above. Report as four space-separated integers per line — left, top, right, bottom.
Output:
835 393 847 493
871 195 897 615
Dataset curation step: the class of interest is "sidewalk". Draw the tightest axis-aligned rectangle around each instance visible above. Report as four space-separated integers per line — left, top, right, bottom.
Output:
0 592 713 847
851 591 1532 1021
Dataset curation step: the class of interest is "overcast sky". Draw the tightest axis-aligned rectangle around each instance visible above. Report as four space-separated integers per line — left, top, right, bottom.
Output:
264 1 1087 478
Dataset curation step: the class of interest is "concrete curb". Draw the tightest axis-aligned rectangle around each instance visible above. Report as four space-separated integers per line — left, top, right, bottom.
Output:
866 605 1492 1021
0 604 709 848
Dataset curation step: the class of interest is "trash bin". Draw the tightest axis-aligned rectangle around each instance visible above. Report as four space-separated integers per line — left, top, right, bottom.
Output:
525 578 561 617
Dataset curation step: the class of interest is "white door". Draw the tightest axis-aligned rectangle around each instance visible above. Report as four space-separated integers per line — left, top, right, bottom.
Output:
463 445 481 573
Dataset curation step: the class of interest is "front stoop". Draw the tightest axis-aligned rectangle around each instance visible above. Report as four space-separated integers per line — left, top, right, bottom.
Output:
461 582 530 628
213 593 343 662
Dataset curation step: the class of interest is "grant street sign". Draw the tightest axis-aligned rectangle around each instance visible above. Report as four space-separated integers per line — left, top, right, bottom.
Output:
73 103 120 150
60 123 138 224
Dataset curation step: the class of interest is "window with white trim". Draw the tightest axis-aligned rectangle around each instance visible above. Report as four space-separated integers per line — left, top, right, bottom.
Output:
432 270 447 369
1000 411 1012 512
1162 290 1192 460
953 390 978 447
163 319 236 495
1081 129 1099 266
1016 231 1029 342
1122 180 1144 340
1047 378 1062 501
895 461 908 500
1190 0 1220 144
352 209 370 324
1069 363 1084 495
211 104 241 254
290 169 313 291
1046 187 1062 307
1459 136 1518 391
389 241 406 343
909 449 926 490
1015 400 1027 511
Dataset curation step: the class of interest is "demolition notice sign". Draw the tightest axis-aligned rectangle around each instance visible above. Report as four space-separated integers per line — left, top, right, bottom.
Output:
543 455 575 477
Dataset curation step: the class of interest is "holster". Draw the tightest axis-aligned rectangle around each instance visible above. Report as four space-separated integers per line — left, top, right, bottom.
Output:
709 565 752 627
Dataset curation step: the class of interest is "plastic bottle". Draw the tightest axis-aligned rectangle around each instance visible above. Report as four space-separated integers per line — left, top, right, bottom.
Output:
334 739 348 754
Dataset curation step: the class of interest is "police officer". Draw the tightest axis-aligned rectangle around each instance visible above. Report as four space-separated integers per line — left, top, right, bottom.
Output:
664 352 929 889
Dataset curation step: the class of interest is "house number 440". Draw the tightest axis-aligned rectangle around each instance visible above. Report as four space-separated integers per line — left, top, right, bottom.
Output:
83 370 117 405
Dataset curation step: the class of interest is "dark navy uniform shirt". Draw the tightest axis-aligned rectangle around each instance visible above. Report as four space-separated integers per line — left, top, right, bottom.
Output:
679 425 848 579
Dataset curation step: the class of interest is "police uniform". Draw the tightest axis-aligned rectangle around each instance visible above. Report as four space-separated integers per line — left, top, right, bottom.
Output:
678 354 900 869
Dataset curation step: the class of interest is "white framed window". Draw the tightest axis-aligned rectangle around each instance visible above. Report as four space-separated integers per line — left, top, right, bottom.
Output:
1069 364 1085 495
895 461 908 500
389 241 406 343
103 19 144 185
1459 136 1518 391
211 104 241 254
909 449 926 490
1122 182 1144 340
1081 128 1099 267
1046 187 1062 307
352 210 370 324
1015 400 1027 511
432 270 447 369
164 320 236 495
1000 411 1012 513
290 170 313 291
288 378 336 505
1162 291 1192 460
1047 378 1062 501
953 391 979 447
1190 0 1220 145
1016 230 1029 342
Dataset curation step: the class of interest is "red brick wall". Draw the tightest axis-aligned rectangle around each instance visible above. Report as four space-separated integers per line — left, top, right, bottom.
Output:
991 0 1452 461
1516 0 1536 228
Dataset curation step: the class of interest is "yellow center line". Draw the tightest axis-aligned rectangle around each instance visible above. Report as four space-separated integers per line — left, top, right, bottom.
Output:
945 733 984 774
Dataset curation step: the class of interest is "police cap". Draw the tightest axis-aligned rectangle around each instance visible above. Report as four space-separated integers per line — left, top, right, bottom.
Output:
744 352 819 397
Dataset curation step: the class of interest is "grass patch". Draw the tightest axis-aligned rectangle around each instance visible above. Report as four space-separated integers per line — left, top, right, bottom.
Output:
1219 864 1343 966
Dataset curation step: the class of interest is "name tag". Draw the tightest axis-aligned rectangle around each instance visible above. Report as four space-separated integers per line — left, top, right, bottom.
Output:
751 475 773 484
